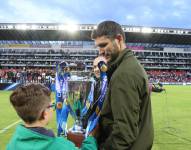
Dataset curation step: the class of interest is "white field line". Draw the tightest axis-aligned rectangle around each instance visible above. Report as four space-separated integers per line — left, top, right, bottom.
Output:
0 120 21 134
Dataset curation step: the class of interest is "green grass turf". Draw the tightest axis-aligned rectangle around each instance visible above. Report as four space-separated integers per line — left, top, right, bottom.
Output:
0 85 191 150
151 86 191 150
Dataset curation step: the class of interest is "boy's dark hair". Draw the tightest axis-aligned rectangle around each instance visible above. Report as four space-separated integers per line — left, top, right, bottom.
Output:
10 84 51 124
91 20 126 41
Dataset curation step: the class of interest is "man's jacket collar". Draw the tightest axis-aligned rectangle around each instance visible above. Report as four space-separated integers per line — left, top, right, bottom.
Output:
106 48 133 82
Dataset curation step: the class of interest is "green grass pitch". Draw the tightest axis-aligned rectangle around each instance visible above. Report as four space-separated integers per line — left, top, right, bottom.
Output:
0 85 191 150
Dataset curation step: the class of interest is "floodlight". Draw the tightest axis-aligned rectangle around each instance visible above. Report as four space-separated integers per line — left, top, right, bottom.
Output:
58 24 78 32
156 29 162 33
15 24 29 30
93 25 97 29
48 25 55 30
133 27 141 32
141 27 153 33
177 30 183 34
31 25 38 30
7 25 13 29
65 24 78 32
58 25 66 30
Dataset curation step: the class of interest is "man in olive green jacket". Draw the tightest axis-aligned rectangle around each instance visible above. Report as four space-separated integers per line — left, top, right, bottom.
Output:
92 21 154 150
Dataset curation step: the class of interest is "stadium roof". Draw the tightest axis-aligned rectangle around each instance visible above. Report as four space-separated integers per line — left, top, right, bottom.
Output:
1 23 191 44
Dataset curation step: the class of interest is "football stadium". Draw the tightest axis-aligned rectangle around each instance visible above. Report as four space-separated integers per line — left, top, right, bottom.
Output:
0 23 191 150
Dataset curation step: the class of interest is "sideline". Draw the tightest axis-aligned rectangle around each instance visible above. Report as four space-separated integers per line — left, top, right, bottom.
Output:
0 120 21 134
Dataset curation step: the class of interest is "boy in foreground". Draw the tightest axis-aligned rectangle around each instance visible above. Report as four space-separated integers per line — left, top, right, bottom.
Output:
7 83 97 150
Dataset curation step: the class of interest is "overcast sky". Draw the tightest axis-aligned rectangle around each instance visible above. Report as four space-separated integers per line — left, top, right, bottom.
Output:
0 0 190 29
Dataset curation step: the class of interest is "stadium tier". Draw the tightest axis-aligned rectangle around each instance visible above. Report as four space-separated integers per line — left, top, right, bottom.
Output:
0 23 191 84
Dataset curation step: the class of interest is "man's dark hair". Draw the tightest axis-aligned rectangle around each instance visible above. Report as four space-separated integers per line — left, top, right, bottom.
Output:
91 20 126 41
10 84 51 124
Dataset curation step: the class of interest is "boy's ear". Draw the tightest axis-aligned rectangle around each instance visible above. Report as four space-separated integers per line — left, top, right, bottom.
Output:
40 110 47 120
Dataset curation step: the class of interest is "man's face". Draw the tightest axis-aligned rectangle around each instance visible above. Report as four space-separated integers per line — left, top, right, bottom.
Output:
93 56 107 79
95 36 121 64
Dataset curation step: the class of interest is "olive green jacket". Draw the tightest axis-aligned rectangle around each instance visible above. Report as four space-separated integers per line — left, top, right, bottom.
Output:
99 49 154 150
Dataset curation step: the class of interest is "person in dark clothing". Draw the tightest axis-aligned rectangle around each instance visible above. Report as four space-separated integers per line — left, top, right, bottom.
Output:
149 82 165 93
91 20 154 150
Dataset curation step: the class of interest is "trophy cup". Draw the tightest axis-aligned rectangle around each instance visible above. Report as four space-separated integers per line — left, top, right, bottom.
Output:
55 60 107 147
55 62 90 147
66 90 86 147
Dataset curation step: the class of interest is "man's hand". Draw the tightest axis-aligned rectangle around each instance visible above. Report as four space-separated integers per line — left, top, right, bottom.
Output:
89 124 99 138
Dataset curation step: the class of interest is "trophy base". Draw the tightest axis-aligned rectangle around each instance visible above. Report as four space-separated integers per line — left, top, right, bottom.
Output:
67 131 85 147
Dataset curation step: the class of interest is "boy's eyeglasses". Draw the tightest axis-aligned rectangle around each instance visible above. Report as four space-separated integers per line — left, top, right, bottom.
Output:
47 103 56 111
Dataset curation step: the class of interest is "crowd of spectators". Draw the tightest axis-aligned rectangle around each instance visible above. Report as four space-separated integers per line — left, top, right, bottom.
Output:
147 70 191 83
0 68 55 84
0 68 191 84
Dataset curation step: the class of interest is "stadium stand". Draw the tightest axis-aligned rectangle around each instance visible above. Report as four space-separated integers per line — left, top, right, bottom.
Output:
0 23 191 85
